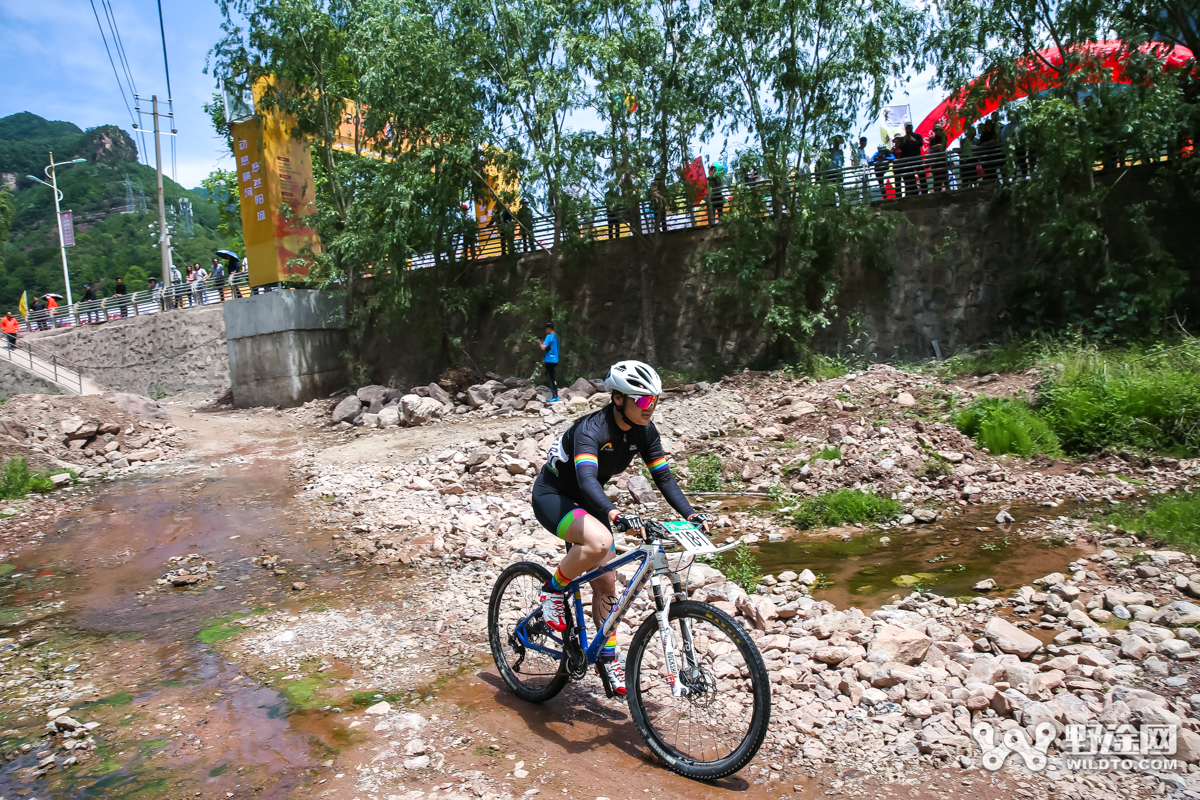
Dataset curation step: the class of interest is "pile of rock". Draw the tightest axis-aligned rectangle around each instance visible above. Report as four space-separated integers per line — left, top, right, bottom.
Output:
156 553 216 587
0 392 179 477
329 376 617 430
12 708 100 778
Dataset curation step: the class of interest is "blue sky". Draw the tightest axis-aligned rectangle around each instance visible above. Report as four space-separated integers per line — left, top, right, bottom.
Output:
0 0 947 189
0 0 232 188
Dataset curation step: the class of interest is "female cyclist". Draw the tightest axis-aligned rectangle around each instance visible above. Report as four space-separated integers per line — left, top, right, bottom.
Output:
531 360 713 697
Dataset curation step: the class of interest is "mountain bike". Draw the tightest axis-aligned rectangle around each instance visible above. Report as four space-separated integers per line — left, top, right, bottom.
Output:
487 518 770 780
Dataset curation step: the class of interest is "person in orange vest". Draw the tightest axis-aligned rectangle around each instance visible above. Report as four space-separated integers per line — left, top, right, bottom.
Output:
44 294 59 328
1 312 19 349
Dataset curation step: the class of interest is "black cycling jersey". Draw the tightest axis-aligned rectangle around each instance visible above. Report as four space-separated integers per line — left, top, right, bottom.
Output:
542 403 695 521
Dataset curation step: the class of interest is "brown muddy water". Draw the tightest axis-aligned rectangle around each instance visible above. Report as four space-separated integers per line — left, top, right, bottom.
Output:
0 460 393 800
749 502 1092 610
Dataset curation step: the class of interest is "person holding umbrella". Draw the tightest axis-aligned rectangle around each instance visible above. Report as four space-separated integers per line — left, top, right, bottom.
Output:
43 293 61 328
215 250 242 298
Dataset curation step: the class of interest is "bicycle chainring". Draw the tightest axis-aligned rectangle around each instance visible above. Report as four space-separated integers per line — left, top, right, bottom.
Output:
564 636 588 680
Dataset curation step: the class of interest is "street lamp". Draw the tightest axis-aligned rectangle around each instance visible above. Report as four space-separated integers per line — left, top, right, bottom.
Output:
26 153 88 306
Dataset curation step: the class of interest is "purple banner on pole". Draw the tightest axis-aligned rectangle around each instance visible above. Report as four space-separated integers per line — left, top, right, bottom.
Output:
60 211 75 247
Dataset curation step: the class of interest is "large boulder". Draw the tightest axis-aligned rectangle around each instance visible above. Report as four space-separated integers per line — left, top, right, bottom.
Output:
985 617 1043 658
1105 589 1155 609
356 385 393 414
872 625 933 665
627 475 657 505
331 395 363 424
426 383 452 406
567 377 596 397
378 406 401 428
1153 601 1200 627
515 437 545 469
111 393 171 425
401 395 443 426
466 385 494 408
0 417 28 440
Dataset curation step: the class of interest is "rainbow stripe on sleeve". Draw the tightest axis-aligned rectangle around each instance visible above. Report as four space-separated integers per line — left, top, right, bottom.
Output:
646 456 669 473
574 453 599 469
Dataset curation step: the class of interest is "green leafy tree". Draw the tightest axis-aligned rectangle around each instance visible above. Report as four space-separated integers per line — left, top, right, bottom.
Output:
925 0 1196 338
0 189 13 273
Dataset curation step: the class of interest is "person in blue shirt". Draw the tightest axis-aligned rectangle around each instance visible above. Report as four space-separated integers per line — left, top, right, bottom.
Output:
868 144 896 200
539 322 560 401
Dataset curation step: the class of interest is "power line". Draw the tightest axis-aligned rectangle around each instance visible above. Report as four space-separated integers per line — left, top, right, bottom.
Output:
89 0 146 166
155 0 177 183
89 1 134 125
98 0 151 167
156 0 173 100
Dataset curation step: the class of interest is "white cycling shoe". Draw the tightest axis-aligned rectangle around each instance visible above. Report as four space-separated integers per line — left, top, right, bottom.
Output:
538 587 567 632
597 658 628 699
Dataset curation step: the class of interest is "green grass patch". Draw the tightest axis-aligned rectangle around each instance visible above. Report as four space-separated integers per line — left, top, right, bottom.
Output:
955 397 1062 458
791 489 902 529
0 564 14 575
197 610 260 644
813 445 841 461
699 542 760 592
938 339 1036 376
914 458 952 479
686 454 723 492
1035 342 1200 455
1109 492 1200 550
0 458 71 500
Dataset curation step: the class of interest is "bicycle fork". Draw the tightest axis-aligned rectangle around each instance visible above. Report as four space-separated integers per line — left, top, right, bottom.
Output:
649 575 694 698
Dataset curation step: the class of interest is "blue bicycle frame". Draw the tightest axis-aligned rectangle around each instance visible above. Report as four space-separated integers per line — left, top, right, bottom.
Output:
513 542 668 666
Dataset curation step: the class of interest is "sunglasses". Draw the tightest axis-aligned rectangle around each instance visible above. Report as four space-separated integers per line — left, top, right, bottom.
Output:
631 395 658 411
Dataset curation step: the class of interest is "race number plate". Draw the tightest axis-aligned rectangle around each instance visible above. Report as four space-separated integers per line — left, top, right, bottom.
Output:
661 520 718 554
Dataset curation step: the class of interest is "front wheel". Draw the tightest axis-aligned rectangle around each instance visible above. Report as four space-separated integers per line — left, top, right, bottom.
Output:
626 600 770 780
488 562 569 703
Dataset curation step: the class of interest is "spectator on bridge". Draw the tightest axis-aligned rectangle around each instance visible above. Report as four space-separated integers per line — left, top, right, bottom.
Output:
707 165 724 223
852 136 870 201
959 125 978 188
212 257 228 300
869 144 895 201
977 115 1000 183
898 123 924 197
30 296 47 331
193 262 209 305
2 311 18 349
460 203 478 260
928 123 950 192
82 284 98 324
113 277 128 318
517 198 535 253
169 263 184 309
227 255 244 299
44 294 60 328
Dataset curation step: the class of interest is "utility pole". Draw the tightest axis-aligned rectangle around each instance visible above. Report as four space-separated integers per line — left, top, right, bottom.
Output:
153 95 171 306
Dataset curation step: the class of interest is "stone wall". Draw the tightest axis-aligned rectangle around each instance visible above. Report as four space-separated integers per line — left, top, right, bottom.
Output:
0 359 64 398
24 305 230 397
360 186 1031 387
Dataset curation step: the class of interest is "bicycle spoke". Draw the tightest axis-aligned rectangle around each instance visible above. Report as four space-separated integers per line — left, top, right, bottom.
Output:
495 571 562 688
637 616 758 765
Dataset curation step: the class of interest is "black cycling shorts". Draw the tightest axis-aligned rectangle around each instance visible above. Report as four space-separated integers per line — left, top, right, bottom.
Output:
531 471 612 542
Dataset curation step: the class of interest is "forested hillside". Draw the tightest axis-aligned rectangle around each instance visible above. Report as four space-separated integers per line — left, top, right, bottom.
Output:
0 112 234 309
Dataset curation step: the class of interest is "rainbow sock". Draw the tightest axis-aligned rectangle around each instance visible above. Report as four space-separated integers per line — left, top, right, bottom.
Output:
601 633 617 661
548 567 570 592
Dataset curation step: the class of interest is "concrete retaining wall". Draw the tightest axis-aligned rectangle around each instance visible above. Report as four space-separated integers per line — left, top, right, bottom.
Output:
0 359 64 398
23 305 230 397
224 290 348 408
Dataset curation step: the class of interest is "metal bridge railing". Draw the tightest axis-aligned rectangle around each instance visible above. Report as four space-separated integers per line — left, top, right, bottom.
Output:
17 271 255 334
416 141 1189 267
0 335 84 394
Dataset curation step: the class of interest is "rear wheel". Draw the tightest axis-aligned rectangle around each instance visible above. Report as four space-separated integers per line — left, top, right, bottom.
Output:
488 562 569 703
626 600 770 780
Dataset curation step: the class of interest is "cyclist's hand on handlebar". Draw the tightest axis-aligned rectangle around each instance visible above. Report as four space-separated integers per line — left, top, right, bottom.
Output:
610 511 645 539
688 512 715 534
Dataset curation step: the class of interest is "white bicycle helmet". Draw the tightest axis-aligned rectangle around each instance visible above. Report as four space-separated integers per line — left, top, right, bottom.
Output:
604 360 663 396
